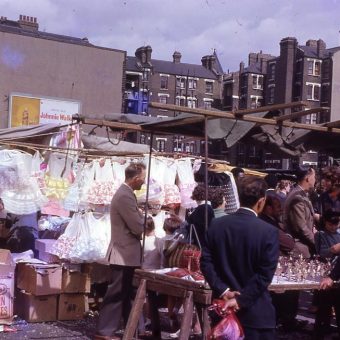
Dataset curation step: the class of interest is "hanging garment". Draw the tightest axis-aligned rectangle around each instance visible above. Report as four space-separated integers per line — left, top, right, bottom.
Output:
1 151 47 214
86 159 118 205
163 159 181 206
177 158 197 209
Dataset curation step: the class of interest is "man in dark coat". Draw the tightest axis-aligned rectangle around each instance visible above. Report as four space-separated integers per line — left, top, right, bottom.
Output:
201 176 279 340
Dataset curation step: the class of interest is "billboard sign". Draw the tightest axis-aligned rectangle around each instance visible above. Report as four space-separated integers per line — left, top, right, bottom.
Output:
9 94 81 128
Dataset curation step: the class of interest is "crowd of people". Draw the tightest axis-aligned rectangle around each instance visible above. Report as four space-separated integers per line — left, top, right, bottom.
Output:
94 162 340 340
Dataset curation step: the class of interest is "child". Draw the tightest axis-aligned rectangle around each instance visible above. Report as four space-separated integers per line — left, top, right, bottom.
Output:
142 215 163 270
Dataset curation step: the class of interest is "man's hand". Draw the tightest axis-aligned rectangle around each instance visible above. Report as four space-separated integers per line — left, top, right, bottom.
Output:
221 290 240 301
320 277 334 290
220 290 240 314
331 243 340 254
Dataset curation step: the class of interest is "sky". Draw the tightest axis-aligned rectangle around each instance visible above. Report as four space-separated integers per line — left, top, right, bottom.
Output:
1 0 340 71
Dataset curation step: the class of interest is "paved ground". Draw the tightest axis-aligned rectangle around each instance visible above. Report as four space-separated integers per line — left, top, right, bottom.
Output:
0 291 339 339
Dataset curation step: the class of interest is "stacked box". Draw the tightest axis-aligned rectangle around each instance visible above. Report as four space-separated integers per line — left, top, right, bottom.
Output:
15 262 62 322
0 250 15 323
15 261 91 322
35 239 60 264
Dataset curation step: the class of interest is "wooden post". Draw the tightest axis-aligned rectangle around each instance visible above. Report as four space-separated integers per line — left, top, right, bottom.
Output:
122 279 147 340
179 290 194 340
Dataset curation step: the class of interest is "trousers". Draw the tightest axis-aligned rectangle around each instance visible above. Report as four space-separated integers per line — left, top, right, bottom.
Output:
96 265 137 336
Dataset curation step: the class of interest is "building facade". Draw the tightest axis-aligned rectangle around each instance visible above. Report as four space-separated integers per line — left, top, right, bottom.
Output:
0 15 125 129
222 37 340 169
124 46 223 154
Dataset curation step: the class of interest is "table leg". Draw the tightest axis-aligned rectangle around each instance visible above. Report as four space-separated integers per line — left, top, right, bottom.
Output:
195 302 210 339
179 290 194 340
148 290 161 339
122 279 146 340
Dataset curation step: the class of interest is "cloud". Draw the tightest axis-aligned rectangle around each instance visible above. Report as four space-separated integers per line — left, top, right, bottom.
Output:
1 0 340 71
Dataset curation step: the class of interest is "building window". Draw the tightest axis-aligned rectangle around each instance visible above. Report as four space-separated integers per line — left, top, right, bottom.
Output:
268 87 275 104
187 97 197 108
250 96 263 109
160 76 168 89
306 83 321 101
142 69 150 81
175 96 185 106
176 77 186 89
205 81 213 93
173 136 185 152
269 63 276 80
307 60 322 76
252 75 263 90
185 142 195 154
140 134 146 144
188 78 197 89
203 100 212 109
159 95 168 104
305 113 317 125
156 138 166 152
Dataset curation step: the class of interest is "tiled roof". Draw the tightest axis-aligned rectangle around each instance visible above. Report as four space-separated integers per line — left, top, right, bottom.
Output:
298 45 340 59
243 62 263 74
126 56 218 79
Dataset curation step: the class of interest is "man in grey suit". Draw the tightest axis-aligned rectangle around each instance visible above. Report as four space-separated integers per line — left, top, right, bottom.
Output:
95 162 146 340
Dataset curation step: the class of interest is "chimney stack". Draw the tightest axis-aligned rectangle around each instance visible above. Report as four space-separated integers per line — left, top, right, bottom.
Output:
172 51 181 63
317 39 326 58
135 45 152 65
18 14 39 31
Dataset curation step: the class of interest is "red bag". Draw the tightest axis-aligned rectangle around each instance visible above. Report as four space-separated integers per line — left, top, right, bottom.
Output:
165 268 205 281
179 247 201 272
208 299 244 340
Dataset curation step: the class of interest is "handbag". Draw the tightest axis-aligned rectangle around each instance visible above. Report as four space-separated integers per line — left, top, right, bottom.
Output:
208 299 244 340
167 224 201 272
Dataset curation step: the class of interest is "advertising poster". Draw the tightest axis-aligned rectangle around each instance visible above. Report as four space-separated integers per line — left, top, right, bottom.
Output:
9 94 80 128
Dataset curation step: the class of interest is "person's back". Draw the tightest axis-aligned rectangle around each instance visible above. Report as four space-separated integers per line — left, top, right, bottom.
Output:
205 210 278 328
201 176 279 338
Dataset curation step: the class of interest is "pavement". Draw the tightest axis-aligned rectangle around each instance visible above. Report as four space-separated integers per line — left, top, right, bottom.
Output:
0 291 339 339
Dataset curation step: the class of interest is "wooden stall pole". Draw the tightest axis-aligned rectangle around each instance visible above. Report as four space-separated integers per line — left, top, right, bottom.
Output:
122 279 147 340
204 116 209 231
141 132 154 265
179 291 194 340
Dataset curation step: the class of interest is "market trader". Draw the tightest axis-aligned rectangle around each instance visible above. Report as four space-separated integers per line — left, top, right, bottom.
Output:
95 162 146 340
201 176 279 340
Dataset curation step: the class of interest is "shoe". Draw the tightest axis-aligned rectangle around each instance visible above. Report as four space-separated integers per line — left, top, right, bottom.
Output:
93 335 120 340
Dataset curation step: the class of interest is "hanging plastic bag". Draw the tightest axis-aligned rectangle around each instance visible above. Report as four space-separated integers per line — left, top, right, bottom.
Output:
50 213 82 260
68 212 111 262
208 299 244 340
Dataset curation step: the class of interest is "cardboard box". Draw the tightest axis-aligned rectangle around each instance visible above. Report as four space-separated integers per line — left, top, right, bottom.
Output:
0 249 15 321
37 251 60 264
62 269 91 293
35 239 56 253
35 239 60 263
17 263 62 296
15 290 57 322
58 294 88 320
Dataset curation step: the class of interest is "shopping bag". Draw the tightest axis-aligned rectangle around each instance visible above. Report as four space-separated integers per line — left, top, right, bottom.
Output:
208 299 244 340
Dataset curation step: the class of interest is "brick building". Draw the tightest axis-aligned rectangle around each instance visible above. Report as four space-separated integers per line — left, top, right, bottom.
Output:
125 46 223 154
222 37 340 169
0 15 125 129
